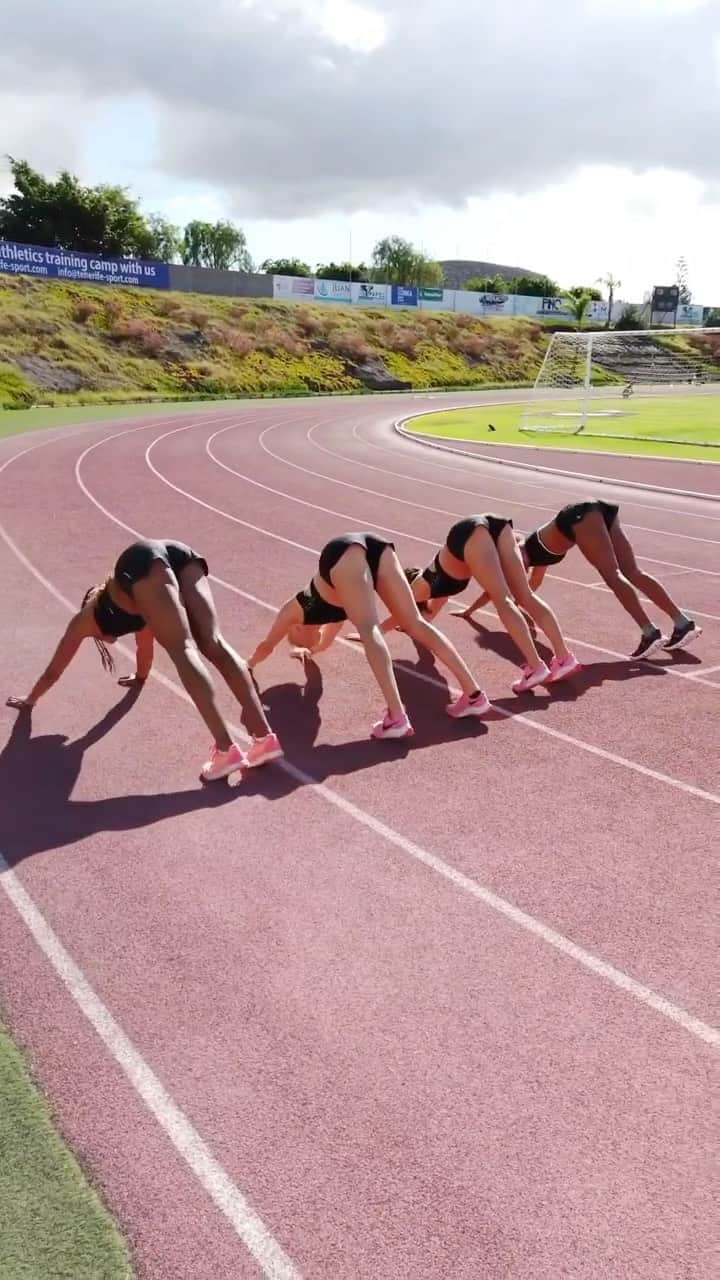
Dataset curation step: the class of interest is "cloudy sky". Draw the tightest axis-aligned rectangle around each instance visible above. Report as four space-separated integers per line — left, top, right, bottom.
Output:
2 0 720 301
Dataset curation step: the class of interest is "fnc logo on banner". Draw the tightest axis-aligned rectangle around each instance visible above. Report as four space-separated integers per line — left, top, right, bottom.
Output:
355 282 387 302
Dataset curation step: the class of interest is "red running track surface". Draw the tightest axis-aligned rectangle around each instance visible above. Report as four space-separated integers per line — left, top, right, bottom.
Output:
1 394 718 1279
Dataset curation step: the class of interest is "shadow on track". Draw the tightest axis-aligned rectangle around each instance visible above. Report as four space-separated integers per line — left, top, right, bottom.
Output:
248 655 490 802
0 689 236 867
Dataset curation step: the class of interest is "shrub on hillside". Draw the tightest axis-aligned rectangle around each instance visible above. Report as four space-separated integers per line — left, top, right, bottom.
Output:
72 300 101 325
110 318 164 355
0 362 36 406
328 329 373 362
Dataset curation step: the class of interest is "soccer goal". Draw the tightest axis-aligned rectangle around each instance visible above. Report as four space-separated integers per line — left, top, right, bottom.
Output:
518 326 720 437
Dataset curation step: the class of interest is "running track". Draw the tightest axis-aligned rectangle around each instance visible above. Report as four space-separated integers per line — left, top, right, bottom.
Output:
1 393 718 1279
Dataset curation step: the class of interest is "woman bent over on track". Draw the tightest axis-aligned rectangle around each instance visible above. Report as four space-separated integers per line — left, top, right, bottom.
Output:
379 516 580 693
458 500 701 660
247 531 492 738
5 538 282 781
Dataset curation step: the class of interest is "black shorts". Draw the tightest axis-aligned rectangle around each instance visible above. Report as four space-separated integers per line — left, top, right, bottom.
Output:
114 539 208 599
318 533 394 588
554 501 619 543
422 554 470 599
296 582 347 626
445 515 513 561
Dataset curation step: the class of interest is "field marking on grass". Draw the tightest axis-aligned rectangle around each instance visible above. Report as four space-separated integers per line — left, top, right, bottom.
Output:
350 420 720 523
2 450 719 1056
293 421 720 550
394 419 720 504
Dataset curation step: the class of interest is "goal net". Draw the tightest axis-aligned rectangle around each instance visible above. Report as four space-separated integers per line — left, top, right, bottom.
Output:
518 327 720 438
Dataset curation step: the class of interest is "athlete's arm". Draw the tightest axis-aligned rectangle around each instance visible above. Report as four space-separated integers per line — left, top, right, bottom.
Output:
118 627 154 686
451 591 489 618
249 599 299 667
528 565 548 590
311 622 345 654
6 612 90 708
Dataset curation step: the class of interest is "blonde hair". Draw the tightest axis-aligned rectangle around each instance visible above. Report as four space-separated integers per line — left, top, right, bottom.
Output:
81 582 116 675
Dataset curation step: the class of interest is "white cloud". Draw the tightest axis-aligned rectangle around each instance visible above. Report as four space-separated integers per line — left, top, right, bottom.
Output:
2 0 720 299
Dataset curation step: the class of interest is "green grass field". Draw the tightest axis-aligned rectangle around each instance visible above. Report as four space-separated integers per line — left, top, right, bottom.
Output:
406 393 720 461
0 1019 133 1279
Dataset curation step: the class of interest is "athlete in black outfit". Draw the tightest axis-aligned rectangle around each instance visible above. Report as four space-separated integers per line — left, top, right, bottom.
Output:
248 531 492 738
389 515 580 692
6 538 281 780
459 500 701 659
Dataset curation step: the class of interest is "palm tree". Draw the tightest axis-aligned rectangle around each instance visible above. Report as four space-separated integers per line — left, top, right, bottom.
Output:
564 289 593 329
597 273 621 328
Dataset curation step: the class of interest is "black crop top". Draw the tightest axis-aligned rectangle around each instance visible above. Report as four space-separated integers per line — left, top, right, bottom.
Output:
93 586 145 638
295 581 347 626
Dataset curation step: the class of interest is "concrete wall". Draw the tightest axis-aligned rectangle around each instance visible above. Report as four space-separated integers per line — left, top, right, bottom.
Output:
167 264 273 298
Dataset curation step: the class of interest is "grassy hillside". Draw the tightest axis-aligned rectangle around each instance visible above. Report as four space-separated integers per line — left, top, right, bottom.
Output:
0 274 550 407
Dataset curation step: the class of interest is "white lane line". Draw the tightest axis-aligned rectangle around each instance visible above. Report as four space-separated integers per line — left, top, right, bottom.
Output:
203 421 718 687
328 423 720 548
0 427 301 1280
72 418 720 787
349 418 720 521
0 859 301 1280
258 419 720 572
3 470 718 1054
258 421 720 624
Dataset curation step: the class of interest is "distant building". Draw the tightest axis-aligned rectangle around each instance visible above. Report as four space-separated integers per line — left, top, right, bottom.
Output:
439 259 545 289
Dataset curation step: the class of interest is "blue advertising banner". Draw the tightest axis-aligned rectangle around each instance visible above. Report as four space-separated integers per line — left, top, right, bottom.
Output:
0 239 170 289
391 284 418 307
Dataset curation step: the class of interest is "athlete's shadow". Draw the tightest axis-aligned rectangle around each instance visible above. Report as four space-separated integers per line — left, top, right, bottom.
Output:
0 690 236 866
251 655 489 800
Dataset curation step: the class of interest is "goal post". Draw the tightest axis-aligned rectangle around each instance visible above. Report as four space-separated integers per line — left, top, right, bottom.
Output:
518 326 720 438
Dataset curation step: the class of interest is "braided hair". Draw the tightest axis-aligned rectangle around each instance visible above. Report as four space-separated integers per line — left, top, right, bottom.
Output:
81 584 116 675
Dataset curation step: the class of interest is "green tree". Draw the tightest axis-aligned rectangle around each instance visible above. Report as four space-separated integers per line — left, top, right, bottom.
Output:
563 289 594 327
0 157 157 257
145 214 181 263
463 273 508 293
370 236 443 287
614 303 643 331
315 261 368 282
567 284 602 301
260 257 311 276
181 220 252 271
675 256 692 304
504 274 560 297
597 273 622 327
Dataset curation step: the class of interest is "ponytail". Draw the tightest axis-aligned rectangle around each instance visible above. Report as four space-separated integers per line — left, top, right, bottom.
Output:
81 584 116 675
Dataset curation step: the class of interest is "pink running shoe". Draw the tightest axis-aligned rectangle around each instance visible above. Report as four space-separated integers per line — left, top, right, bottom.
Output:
244 733 284 768
543 653 582 684
446 689 492 718
201 742 247 782
511 661 551 694
371 709 414 740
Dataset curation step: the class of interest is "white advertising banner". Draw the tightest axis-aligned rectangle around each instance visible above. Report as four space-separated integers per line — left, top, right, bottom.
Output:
676 303 704 326
454 291 514 317
350 281 388 306
313 277 352 303
273 274 314 299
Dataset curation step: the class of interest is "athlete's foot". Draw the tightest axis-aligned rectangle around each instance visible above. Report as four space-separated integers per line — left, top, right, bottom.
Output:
512 661 551 694
543 652 582 684
446 689 492 718
664 618 702 652
630 627 665 659
201 742 247 781
244 733 284 768
371 709 414 740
